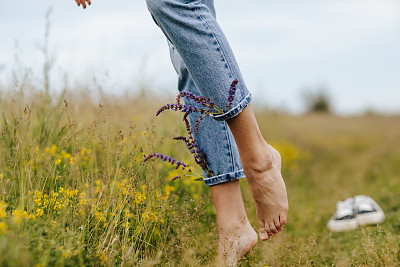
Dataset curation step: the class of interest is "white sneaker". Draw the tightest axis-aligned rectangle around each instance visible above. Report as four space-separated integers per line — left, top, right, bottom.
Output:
327 198 358 232
354 195 385 226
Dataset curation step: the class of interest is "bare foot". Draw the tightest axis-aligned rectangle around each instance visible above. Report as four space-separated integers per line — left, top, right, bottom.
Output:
243 142 289 240
210 180 258 266
217 219 258 266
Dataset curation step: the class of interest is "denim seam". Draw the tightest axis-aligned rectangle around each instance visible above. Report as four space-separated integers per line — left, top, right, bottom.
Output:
192 4 236 81
223 121 235 173
211 92 252 121
203 169 246 186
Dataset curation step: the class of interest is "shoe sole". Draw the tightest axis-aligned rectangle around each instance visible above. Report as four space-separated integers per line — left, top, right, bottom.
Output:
357 211 385 226
355 195 385 226
327 218 358 232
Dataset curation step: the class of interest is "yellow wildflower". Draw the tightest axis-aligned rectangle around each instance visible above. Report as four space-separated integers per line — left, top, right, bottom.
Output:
50 144 57 155
142 210 157 222
167 170 180 181
55 159 62 165
36 208 44 217
271 142 300 170
164 184 176 195
0 222 8 234
12 209 28 224
122 221 130 229
66 189 79 198
80 147 91 156
59 187 65 194
0 201 7 218
134 192 146 205
70 157 76 165
42 194 49 208
62 249 72 258
99 252 107 262
0 173 4 179
61 150 71 159
34 191 43 206
95 210 106 222
95 180 102 194
44 144 57 156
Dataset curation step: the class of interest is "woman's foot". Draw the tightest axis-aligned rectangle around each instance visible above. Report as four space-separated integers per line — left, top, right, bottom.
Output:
226 105 289 241
217 219 258 266
244 143 289 240
209 180 257 266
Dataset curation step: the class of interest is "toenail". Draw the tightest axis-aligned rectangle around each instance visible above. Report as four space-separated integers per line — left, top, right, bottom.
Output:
260 232 267 240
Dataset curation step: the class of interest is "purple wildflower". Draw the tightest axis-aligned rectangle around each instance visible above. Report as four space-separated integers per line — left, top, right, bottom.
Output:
226 79 239 109
173 118 214 177
143 153 192 172
194 114 208 134
156 103 210 117
170 175 181 181
176 91 216 109
146 79 239 180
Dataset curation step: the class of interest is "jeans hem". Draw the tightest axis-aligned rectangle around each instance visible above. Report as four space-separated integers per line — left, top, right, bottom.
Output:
203 169 246 186
211 93 252 121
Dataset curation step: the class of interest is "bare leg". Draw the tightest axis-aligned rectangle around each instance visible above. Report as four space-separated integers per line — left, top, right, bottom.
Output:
210 180 258 266
227 104 289 240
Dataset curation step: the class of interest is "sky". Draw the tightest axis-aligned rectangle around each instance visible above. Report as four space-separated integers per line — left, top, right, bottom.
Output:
1 0 400 114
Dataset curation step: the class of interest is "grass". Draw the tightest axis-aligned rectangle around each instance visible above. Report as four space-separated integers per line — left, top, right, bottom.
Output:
0 81 399 266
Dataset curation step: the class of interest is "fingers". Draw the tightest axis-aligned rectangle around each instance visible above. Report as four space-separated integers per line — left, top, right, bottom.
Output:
75 0 91 9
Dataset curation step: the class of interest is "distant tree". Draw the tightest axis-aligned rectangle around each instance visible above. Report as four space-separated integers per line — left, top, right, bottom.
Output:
302 87 332 113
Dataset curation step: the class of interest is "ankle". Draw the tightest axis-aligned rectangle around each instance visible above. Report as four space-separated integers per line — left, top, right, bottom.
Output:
242 142 275 174
218 216 250 234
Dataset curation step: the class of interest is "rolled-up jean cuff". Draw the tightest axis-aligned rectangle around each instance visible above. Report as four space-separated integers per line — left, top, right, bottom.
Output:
203 169 246 186
211 93 252 121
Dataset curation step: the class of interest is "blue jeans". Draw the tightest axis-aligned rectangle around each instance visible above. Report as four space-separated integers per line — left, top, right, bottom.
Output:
146 0 252 186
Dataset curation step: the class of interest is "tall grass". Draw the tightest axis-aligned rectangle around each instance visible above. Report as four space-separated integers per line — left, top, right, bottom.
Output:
0 77 399 266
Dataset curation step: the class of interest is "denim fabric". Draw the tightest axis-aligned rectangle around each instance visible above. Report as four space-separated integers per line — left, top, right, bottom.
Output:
146 0 251 186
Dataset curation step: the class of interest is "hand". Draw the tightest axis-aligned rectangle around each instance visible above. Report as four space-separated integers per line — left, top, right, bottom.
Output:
75 0 91 9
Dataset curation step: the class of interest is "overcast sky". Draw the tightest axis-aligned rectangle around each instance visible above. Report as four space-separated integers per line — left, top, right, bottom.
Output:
1 0 399 114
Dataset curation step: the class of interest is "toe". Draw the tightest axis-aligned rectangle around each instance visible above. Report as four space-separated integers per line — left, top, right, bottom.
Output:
269 222 278 235
259 221 269 241
260 231 269 241
274 218 282 231
265 225 274 237
279 213 288 227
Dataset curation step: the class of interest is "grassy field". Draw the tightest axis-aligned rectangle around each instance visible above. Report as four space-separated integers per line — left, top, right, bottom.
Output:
0 85 399 266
